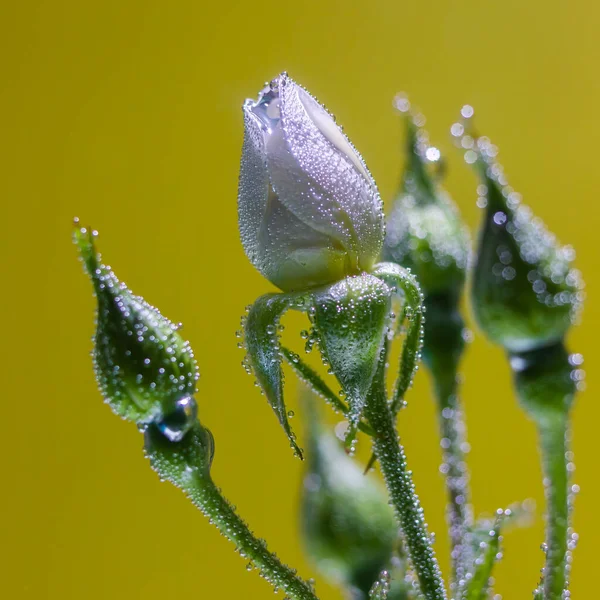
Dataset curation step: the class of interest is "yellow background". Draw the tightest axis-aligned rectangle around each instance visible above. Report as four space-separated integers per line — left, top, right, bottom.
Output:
1 1 598 598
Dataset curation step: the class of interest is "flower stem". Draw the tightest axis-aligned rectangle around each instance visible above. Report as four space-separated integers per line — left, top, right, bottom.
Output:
189 474 318 599
363 365 447 600
509 341 577 600
537 418 569 600
421 295 472 589
431 370 473 588
145 424 318 600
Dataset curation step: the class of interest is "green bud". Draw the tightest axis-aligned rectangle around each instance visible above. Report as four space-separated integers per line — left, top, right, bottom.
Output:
301 394 396 596
456 114 584 353
383 101 470 302
74 222 199 434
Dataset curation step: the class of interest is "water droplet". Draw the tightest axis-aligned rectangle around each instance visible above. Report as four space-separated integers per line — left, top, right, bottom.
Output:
157 396 198 442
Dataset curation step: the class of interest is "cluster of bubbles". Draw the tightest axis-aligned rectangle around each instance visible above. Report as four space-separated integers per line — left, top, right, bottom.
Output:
368 570 391 599
568 352 586 393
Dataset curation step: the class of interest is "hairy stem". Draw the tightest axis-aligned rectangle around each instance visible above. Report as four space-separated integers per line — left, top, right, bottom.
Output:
432 370 473 590
146 424 318 600
421 295 472 590
364 370 447 600
538 418 569 600
509 341 576 600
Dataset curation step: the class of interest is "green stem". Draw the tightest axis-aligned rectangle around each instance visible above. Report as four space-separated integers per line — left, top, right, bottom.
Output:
432 370 473 589
145 424 318 600
191 475 318 599
538 418 569 600
421 295 472 590
509 341 576 600
363 368 447 600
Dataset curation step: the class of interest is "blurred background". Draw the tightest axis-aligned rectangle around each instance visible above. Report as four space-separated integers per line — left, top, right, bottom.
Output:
1 1 598 597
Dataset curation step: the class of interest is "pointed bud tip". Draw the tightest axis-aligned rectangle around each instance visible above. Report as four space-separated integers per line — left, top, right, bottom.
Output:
393 92 411 113
301 411 396 591
72 219 101 278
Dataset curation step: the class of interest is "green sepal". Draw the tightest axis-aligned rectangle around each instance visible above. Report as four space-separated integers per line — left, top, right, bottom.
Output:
312 274 391 444
73 224 199 425
281 347 375 436
244 292 306 458
144 421 215 483
465 132 583 353
301 392 396 596
371 262 424 413
383 112 470 301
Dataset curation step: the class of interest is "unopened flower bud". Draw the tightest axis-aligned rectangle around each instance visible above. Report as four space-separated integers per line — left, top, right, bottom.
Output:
238 73 384 292
74 222 199 434
383 104 470 378
301 394 396 596
384 104 470 302
456 117 584 353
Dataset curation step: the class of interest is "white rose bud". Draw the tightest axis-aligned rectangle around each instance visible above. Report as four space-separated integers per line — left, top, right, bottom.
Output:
238 73 384 292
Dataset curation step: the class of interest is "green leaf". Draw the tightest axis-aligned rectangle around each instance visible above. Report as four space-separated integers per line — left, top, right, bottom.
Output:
73 223 199 428
371 262 424 413
281 347 375 436
312 274 391 444
244 292 305 458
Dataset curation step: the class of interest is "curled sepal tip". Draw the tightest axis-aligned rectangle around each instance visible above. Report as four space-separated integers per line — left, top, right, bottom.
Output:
73 222 199 429
312 274 391 445
244 292 306 458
